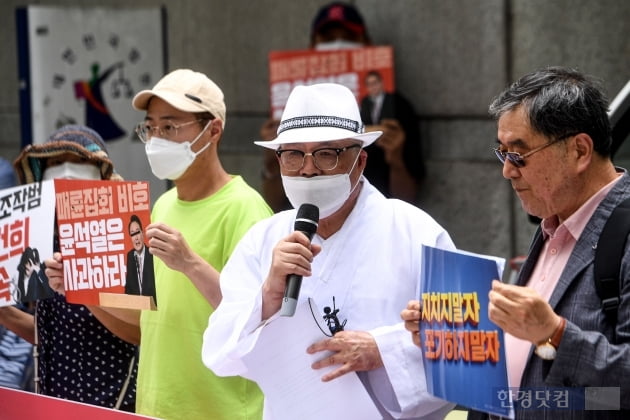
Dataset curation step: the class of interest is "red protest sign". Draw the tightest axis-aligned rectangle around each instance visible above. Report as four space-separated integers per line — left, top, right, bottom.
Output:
54 179 154 309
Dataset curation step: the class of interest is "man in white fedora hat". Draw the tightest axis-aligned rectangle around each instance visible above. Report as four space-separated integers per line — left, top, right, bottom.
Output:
203 83 457 419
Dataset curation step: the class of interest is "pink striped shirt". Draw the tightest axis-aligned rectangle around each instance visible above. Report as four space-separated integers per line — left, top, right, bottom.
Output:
506 174 622 389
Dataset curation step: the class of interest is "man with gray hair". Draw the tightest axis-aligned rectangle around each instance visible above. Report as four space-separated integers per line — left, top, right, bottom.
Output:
404 67 629 419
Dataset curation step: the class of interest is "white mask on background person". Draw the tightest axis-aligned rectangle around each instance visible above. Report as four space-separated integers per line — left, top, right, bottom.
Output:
281 151 361 218
42 162 101 181
314 40 364 51
145 122 211 180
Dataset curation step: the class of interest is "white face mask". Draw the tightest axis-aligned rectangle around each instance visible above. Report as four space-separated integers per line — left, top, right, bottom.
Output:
314 40 363 51
281 152 361 218
42 162 101 181
144 122 211 180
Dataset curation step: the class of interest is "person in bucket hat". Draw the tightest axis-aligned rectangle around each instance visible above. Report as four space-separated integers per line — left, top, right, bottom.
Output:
13 124 122 184
44 68 271 419
203 83 457 419
0 125 138 411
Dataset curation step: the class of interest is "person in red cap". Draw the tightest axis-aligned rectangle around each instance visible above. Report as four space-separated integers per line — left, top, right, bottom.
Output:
260 2 424 212
309 1 370 49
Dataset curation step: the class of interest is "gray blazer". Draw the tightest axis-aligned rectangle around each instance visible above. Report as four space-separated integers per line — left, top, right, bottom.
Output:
469 170 630 420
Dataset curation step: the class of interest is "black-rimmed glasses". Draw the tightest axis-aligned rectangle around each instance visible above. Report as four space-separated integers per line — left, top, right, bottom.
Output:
493 133 577 168
276 144 361 171
135 119 205 143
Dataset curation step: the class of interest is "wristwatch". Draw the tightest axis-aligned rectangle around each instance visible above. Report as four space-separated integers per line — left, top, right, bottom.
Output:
534 317 566 360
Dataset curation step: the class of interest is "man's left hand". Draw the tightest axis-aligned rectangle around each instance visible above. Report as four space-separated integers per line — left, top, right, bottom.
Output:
146 222 193 273
488 280 562 344
401 300 422 347
307 330 383 381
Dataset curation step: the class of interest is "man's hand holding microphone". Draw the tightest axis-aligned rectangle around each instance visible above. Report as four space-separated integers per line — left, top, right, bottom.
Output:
261 204 320 320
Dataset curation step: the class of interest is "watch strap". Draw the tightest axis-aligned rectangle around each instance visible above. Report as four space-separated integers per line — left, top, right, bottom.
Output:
549 317 566 349
534 317 566 360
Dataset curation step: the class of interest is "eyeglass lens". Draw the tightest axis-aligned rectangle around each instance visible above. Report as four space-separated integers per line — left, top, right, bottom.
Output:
135 119 201 143
494 149 525 167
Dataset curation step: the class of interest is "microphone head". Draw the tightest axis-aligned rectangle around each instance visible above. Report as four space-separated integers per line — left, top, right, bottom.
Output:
294 203 319 236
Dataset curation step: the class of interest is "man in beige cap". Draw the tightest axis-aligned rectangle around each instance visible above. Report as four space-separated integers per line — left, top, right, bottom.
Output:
48 69 272 419
132 68 271 419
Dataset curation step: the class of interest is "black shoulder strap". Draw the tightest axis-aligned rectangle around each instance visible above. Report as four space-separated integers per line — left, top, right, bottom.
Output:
594 196 630 324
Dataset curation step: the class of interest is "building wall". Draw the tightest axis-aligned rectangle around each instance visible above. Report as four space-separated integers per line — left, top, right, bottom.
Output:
1 0 628 270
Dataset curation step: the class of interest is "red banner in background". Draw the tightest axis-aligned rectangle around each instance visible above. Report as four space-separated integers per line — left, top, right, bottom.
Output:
0 386 158 420
268 46 395 120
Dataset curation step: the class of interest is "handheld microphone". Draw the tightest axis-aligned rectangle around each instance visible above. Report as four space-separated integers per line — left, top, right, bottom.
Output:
279 203 319 317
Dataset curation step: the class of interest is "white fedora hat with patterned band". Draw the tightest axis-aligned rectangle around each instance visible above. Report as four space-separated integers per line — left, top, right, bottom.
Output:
254 83 382 150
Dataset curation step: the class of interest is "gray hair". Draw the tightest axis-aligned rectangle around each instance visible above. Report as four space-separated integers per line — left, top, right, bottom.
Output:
489 66 612 157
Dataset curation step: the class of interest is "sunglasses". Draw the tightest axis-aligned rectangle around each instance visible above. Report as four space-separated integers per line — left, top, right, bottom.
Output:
493 133 577 168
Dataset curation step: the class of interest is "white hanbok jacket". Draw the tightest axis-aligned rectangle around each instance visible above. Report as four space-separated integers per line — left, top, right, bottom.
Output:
203 179 456 419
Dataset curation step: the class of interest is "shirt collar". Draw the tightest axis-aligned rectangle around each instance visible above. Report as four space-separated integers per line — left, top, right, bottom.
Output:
541 172 623 240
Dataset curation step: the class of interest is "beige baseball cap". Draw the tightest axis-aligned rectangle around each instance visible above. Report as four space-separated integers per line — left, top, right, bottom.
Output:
132 69 226 126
